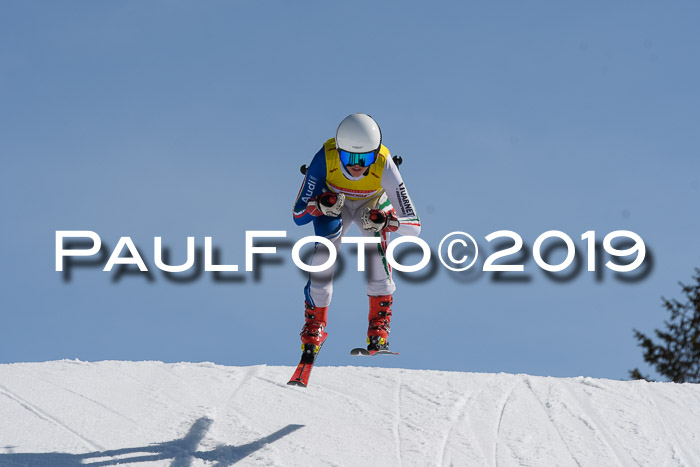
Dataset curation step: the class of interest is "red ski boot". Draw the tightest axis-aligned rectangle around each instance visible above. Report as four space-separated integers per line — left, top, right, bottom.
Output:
300 302 328 352
289 302 329 387
367 294 393 351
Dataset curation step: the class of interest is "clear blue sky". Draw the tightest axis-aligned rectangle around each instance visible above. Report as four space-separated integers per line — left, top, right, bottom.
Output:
1 1 699 380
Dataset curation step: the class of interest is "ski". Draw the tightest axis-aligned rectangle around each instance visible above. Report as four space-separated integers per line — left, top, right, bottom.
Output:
287 360 314 387
350 348 399 356
288 341 325 387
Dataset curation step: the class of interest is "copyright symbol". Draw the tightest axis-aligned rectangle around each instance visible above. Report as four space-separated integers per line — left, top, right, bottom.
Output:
438 232 479 271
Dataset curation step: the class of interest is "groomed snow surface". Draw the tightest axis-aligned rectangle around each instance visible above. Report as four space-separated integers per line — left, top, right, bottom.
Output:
0 361 699 466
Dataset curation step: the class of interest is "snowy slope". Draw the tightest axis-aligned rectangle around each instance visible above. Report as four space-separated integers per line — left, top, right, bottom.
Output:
0 361 699 466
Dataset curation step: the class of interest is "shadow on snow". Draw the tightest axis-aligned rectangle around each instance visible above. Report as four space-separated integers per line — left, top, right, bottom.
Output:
0 417 303 466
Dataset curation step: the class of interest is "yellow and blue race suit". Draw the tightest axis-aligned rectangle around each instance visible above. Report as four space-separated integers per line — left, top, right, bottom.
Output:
293 138 421 307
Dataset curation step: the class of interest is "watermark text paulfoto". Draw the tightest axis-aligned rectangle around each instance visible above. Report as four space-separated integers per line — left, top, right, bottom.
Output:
55 230 646 275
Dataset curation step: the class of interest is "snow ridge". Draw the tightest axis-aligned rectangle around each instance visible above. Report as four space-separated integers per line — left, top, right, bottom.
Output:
0 361 699 466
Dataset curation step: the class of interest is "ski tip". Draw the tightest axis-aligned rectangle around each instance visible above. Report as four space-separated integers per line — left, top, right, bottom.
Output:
350 348 369 356
287 380 307 388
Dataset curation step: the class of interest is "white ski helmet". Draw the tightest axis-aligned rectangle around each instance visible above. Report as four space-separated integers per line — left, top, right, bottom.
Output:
335 113 382 153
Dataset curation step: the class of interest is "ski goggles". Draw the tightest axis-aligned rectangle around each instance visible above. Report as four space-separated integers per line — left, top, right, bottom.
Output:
338 149 377 167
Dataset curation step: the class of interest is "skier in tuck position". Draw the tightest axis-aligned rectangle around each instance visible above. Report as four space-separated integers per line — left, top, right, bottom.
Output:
292 113 422 356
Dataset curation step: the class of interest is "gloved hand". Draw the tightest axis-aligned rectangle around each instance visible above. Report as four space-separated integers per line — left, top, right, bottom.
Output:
306 192 345 218
361 208 400 232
